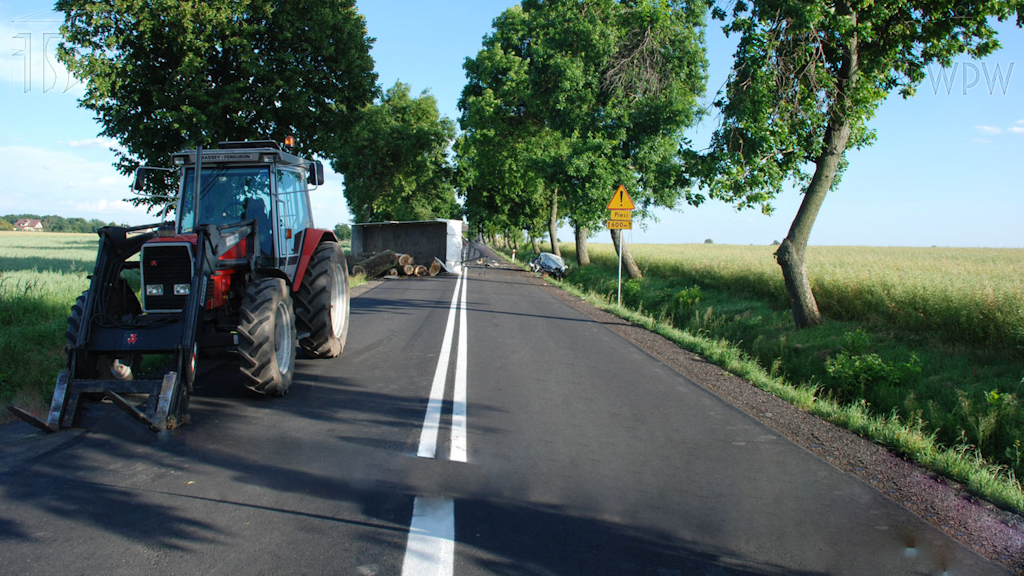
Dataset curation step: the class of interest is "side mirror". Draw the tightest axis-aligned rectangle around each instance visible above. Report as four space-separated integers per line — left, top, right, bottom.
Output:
308 161 325 186
132 167 147 191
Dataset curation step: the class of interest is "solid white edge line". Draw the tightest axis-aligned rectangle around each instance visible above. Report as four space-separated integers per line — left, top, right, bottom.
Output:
417 271 464 459
450 271 468 463
401 496 455 576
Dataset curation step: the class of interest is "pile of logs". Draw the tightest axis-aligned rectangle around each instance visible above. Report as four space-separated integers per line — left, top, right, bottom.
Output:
348 250 444 279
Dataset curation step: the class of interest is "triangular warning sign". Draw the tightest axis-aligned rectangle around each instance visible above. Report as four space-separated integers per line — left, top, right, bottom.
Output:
607 185 636 210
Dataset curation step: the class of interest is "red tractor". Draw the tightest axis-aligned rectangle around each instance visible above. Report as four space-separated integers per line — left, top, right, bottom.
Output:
9 140 349 432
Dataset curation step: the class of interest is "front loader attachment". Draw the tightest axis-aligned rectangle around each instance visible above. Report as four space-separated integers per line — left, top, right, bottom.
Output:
6 222 209 434
8 370 187 433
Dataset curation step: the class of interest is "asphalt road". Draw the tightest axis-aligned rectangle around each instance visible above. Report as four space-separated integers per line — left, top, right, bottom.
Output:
0 242 1010 575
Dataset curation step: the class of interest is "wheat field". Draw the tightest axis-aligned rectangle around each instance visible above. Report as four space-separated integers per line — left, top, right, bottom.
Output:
571 243 1024 353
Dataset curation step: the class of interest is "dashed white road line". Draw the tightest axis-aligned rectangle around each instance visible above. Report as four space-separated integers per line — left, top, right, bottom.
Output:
401 496 455 576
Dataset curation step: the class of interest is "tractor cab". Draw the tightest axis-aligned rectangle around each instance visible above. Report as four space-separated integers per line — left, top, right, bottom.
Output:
170 140 324 272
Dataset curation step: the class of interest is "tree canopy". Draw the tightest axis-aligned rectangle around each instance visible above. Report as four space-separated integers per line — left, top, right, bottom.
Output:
457 0 709 271
332 82 460 223
694 0 1021 328
56 0 377 210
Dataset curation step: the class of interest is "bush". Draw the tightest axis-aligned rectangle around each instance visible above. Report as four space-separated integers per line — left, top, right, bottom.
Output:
826 331 921 401
620 278 644 308
671 286 702 313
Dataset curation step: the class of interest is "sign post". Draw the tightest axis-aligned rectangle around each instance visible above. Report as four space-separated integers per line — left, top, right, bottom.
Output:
606 185 636 306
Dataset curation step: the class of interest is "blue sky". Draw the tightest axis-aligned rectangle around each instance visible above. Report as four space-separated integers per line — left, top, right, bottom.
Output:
2 1 1021 247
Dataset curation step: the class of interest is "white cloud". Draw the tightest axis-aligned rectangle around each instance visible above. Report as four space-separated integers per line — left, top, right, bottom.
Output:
975 125 1002 135
0 145 154 224
1009 126 1024 134
68 138 126 153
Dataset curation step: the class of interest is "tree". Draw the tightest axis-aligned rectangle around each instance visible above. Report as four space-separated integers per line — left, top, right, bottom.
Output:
333 223 352 241
458 0 709 274
333 82 460 223
56 0 377 211
0 219 12 231
698 0 1021 328
526 0 709 276
457 6 563 255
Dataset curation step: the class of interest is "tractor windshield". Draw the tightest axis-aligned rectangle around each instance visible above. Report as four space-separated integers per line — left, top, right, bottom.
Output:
179 166 274 256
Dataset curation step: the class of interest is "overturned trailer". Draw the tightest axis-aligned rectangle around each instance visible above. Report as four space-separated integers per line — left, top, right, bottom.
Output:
351 220 465 274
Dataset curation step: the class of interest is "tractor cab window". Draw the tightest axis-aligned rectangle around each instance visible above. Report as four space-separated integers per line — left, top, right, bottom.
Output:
276 168 312 256
179 166 274 259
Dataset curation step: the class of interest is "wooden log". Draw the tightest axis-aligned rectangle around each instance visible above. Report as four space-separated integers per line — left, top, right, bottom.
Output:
428 260 441 276
354 250 400 278
401 264 415 276
385 268 399 278
397 253 414 267
414 265 428 277
347 252 375 275
352 265 366 277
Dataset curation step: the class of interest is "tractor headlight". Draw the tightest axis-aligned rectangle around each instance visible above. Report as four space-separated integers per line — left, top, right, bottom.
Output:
174 284 191 296
146 284 164 296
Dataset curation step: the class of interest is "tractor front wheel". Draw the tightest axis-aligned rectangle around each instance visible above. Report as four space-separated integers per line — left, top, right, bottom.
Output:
296 242 350 358
66 282 142 379
238 277 296 396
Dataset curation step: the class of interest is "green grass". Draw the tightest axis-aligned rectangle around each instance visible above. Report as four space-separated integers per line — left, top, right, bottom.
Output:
0 232 95 412
505 242 1024 513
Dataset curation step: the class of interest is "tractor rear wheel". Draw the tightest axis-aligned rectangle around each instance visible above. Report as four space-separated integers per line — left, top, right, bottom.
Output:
238 277 296 396
296 242 350 358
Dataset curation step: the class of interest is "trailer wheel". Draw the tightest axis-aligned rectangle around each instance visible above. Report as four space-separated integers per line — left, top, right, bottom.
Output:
238 277 296 396
296 242 349 358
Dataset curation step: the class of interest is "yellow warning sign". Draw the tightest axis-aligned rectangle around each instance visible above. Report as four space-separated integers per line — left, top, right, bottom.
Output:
609 210 632 221
606 220 632 230
606 185 636 211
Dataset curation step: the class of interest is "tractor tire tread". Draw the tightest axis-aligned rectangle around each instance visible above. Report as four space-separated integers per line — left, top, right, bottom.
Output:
237 277 295 396
295 242 349 358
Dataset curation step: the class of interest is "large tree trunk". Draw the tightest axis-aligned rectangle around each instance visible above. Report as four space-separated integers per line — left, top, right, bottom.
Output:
575 225 591 267
610 229 642 279
548 188 560 257
776 9 858 329
531 236 541 254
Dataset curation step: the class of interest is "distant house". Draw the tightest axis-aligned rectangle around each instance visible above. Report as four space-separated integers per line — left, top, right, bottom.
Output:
13 219 43 232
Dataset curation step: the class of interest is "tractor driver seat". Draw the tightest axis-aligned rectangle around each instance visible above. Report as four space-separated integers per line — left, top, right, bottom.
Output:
245 197 274 260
